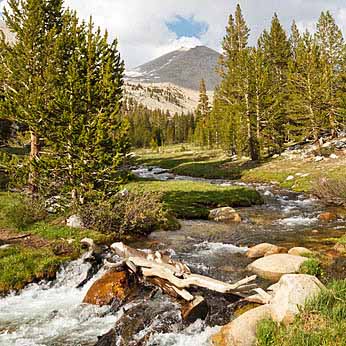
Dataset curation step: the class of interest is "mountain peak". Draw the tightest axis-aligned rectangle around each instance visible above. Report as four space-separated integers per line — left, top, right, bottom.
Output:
125 45 221 90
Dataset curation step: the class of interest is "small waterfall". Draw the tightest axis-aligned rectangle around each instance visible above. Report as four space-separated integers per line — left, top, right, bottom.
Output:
0 259 117 346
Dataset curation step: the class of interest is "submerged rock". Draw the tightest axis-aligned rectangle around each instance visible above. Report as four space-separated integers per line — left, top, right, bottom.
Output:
209 207 242 223
83 270 134 306
319 212 337 222
269 274 324 324
95 290 183 346
211 305 272 346
247 254 308 282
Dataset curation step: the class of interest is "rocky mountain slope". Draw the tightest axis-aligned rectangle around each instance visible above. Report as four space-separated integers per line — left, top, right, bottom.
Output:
124 81 213 114
125 46 220 113
0 21 218 114
126 46 221 91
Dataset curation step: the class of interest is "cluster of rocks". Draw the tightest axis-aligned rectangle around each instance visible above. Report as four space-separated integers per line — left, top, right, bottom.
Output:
277 136 346 161
211 242 323 346
212 274 324 346
245 243 312 282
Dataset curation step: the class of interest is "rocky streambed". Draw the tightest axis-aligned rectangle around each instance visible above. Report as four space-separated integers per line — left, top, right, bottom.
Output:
0 168 346 346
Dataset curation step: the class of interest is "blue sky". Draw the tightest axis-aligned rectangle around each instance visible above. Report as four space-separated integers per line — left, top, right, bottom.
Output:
2 0 346 68
166 16 208 39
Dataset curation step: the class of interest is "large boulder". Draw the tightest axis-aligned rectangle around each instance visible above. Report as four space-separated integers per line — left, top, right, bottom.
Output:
288 247 312 257
209 207 242 223
211 305 272 346
246 243 287 259
269 274 324 325
83 271 133 306
247 254 308 282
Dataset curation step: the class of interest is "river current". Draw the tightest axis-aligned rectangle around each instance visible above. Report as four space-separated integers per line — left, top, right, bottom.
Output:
1 167 345 346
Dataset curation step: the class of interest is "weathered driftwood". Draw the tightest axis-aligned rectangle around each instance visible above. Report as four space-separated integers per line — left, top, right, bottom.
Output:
244 288 273 305
141 267 257 294
5 233 31 241
112 242 191 276
181 296 208 322
110 242 257 302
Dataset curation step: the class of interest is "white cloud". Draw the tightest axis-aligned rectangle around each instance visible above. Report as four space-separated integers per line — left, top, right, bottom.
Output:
2 0 346 67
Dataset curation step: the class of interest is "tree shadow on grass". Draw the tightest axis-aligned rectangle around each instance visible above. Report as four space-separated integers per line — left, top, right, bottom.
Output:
163 187 263 219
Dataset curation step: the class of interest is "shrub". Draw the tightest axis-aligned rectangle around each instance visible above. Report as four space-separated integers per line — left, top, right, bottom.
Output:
312 177 346 206
300 258 323 277
79 191 176 237
2 194 48 230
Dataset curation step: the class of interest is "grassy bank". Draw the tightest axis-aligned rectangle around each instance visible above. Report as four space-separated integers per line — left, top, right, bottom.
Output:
0 192 111 294
126 180 263 219
0 246 68 294
137 146 346 193
256 280 346 346
137 146 254 180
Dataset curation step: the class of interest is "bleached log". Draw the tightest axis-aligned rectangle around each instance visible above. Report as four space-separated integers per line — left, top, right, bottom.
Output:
244 288 273 304
142 267 256 294
181 295 208 321
111 242 257 300
147 277 194 301
111 242 191 275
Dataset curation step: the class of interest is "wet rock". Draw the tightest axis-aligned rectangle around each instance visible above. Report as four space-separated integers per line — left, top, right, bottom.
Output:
83 270 133 306
319 212 337 222
246 243 287 259
95 329 117 346
269 274 324 325
247 254 309 282
66 214 84 228
96 291 183 346
211 305 272 346
288 247 312 257
209 207 242 223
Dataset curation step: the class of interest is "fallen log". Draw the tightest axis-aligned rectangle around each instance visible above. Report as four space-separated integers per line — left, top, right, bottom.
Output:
142 267 257 294
5 233 31 241
110 242 257 301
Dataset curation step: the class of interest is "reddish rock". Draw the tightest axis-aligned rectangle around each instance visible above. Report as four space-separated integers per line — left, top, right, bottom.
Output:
83 271 132 306
319 212 337 222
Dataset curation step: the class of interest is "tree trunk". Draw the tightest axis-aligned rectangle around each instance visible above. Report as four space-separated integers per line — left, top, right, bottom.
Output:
29 131 40 194
245 93 259 161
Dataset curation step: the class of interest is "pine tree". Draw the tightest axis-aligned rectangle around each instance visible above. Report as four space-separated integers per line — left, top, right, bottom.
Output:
39 14 129 203
287 31 325 143
194 79 211 147
315 11 346 136
0 0 64 192
258 14 291 153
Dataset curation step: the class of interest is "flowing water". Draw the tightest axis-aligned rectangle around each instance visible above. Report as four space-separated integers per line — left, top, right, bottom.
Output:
1 167 346 346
